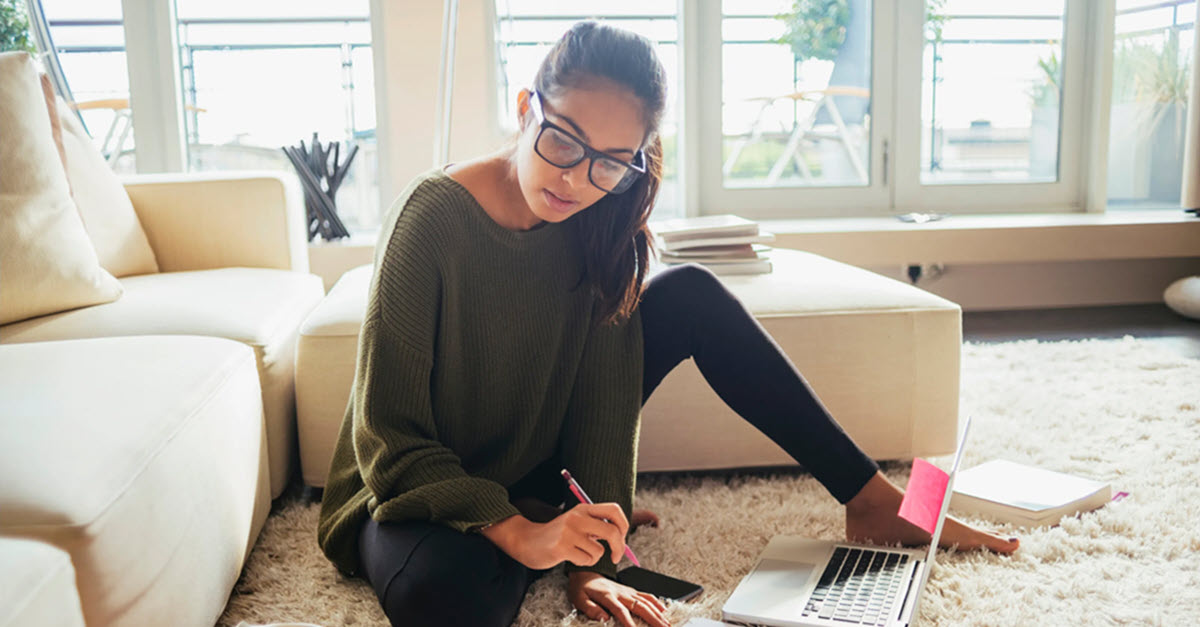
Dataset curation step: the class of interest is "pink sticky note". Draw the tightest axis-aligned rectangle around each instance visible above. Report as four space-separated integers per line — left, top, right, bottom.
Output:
898 459 950 535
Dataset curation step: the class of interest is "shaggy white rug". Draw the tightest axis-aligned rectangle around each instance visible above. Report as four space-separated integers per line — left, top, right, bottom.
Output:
219 338 1200 626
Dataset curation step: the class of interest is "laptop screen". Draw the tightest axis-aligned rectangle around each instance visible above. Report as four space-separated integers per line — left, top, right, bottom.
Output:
914 415 973 597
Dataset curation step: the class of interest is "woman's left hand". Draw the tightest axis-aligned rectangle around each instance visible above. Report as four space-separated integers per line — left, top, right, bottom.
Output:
568 571 671 627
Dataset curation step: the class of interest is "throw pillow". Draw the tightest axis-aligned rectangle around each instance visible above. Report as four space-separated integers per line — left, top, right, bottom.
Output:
55 98 160 277
38 73 68 181
1164 276 1200 321
0 51 123 326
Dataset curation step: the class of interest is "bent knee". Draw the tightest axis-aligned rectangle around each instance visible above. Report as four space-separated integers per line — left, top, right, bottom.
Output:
381 531 527 626
652 262 725 303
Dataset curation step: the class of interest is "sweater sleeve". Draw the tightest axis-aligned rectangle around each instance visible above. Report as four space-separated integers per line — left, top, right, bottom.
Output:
354 203 520 533
558 310 645 579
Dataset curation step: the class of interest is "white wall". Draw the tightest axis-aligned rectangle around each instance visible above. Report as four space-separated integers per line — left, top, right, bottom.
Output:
869 258 1200 311
369 0 506 206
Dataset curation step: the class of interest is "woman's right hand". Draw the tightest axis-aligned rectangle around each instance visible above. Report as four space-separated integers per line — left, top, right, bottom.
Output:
482 503 629 571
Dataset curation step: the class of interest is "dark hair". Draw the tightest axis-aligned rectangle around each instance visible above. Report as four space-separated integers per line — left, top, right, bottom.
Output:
530 21 666 326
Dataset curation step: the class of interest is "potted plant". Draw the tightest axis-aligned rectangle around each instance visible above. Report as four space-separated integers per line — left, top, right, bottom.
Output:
1 0 36 54
775 0 850 73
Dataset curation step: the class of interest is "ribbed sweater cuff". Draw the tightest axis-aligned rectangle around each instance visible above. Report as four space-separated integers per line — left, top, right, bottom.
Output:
441 487 523 534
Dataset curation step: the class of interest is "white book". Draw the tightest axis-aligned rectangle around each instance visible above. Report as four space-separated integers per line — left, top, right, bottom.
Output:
950 459 1112 527
652 215 759 242
666 258 773 276
660 244 772 262
658 232 776 251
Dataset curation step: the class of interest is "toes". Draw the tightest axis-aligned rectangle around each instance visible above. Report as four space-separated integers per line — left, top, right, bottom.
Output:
993 535 1019 553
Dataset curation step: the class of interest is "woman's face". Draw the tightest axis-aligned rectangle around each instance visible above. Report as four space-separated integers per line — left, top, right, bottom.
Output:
513 81 647 224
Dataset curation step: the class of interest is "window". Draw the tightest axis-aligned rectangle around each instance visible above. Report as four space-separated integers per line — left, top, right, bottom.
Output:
175 1 380 232
42 0 380 235
1107 0 1196 209
919 2 1066 185
697 0 892 217
721 1 873 190
494 1 682 219
495 1 1109 219
44 0 136 173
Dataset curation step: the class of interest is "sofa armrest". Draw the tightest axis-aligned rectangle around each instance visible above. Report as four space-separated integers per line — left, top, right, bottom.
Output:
122 171 309 273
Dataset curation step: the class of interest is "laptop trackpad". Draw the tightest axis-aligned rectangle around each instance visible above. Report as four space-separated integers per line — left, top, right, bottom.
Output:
723 558 816 619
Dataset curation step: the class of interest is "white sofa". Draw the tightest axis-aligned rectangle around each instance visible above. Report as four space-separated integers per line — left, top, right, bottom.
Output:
1 172 324 501
0 537 85 627
0 337 269 627
1 50 323 627
295 249 962 488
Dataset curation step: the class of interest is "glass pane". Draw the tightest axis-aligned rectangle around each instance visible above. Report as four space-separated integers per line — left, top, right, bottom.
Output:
44 0 136 173
494 2 681 219
1107 0 1195 209
721 0 872 189
921 1 1065 185
175 2 380 234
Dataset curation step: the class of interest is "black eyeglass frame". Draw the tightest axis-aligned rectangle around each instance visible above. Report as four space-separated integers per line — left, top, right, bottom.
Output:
528 90 647 194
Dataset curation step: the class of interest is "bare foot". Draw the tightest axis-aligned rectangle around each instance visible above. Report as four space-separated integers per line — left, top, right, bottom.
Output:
631 508 660 531
845 472 1018 554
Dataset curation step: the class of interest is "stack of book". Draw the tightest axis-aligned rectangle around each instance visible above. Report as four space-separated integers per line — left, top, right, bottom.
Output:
652 215 776 276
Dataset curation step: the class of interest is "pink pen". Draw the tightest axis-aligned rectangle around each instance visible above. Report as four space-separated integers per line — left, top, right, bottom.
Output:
561 469 641 567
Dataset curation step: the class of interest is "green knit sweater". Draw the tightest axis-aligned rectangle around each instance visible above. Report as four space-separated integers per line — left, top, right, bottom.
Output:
317 168 644 580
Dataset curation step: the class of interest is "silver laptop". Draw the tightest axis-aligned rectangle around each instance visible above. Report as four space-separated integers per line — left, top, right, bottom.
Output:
721 417 972 627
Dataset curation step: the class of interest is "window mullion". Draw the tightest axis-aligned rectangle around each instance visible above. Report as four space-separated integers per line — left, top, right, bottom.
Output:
891 0 925 212
695 0 724 217
119 0 187 173
1080 0 1116 213
678 0 703 218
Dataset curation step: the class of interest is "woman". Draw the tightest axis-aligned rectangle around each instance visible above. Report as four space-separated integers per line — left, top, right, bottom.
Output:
317 21 1017 627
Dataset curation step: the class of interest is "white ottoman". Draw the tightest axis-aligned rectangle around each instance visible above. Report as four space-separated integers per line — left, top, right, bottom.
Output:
295 249 962 486
639 249 960 471
0 537 85 627
0 336 270 627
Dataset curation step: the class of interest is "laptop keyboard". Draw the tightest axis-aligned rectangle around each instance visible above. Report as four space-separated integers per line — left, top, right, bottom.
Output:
801 546 910 625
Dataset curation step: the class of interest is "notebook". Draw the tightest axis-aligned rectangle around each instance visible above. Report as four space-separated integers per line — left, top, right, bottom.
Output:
721 417 973 627
950 459 1112 527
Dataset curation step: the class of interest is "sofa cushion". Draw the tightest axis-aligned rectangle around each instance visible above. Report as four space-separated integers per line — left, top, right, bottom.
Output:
0 336 270 627
0 268 326 498
57 97 159 278
0 51 122 326
0 537 85 627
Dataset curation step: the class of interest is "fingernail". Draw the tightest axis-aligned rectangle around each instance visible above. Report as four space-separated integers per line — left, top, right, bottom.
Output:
1008 537 1019 543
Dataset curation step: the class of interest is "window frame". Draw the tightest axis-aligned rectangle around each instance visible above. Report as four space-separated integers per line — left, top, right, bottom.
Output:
692 0 896 219
891 0 1093 214
117 0 1125 222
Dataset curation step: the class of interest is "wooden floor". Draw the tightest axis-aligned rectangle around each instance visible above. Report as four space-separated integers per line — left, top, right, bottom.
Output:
963 304 1200 359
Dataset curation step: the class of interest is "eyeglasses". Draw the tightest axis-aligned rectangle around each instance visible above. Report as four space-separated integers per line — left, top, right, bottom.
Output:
529 90 646 194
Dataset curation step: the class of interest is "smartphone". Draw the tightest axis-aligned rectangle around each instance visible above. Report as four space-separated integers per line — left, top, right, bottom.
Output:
616 566 703 602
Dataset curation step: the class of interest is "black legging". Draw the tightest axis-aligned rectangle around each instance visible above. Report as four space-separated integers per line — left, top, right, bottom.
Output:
356 263 880 626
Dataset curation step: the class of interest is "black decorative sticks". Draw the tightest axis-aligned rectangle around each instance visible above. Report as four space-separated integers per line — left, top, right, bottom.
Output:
282 132 359 241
